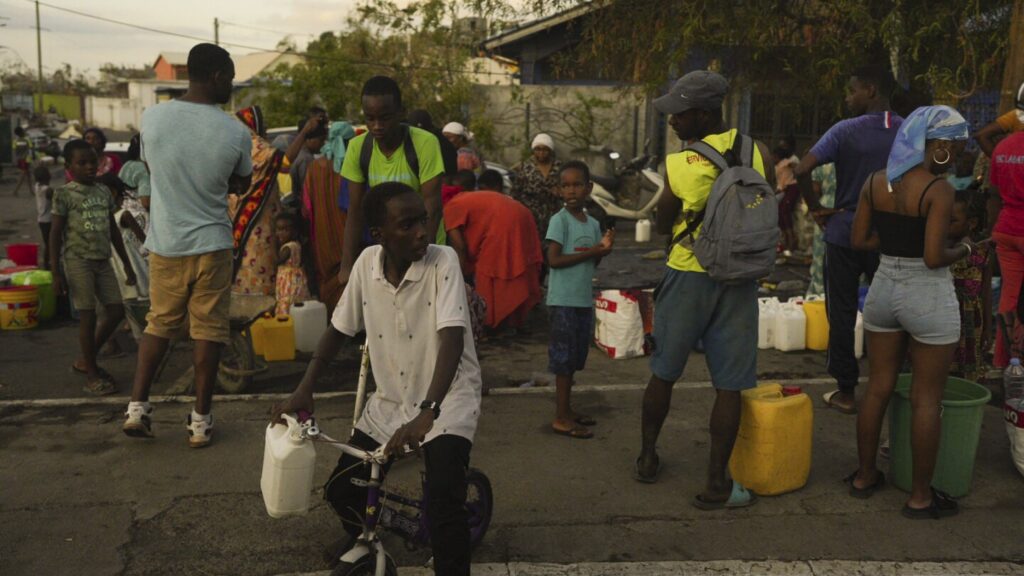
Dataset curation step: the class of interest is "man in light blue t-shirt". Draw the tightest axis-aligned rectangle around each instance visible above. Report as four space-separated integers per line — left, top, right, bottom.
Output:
124 43 253 449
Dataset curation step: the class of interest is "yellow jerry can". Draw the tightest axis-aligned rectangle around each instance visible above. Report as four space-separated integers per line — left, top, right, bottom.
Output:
258 314 296 362
728 383 813 496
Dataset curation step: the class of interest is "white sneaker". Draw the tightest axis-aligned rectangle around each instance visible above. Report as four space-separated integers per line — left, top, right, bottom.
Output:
123 403 154 438
186 413 213 448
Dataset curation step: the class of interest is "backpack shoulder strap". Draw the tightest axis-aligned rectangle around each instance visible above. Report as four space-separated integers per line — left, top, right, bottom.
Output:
402 125 420 178
684 141 729 172
359 132 374 183
736 133 754 168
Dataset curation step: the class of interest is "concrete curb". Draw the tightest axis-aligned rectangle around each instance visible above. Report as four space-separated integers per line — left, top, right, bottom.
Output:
278 560 1024 576
0 377 865 409
0 377 864 407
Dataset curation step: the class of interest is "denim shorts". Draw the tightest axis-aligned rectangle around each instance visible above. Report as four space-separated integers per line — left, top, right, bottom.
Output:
863 256 959 346
649 268 758 390
548 306 594 375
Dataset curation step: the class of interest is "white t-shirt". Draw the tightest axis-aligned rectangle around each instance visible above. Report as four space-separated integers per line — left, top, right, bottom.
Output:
34 183 52 223
331 244 482 445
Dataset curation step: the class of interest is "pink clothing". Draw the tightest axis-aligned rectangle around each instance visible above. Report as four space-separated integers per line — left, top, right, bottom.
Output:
275 240 310 315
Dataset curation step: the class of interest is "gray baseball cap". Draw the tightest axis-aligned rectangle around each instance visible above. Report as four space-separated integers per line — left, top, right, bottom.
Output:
654 70 730 115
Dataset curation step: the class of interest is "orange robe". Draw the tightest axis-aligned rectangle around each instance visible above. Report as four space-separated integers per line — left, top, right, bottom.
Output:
443 191 543 328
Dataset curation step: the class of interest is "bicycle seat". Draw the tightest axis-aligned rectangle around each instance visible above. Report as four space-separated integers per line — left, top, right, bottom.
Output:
591 174 620 192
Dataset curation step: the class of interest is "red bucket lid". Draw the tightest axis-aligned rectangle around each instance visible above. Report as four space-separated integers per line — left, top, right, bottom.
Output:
782 385 803 396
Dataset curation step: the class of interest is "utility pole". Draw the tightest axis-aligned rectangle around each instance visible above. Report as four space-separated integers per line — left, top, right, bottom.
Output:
998 0 1024 113
214 17 220 45
35 0 43 114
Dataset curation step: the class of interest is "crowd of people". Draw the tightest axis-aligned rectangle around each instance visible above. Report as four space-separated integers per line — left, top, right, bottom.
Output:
19 39 1024 575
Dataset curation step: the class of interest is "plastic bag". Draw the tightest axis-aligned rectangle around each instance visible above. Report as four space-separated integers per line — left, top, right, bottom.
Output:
594 290 645 359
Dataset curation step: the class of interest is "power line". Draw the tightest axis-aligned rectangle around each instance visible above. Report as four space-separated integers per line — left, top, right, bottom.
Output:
28 0 518 78
218 19 313 39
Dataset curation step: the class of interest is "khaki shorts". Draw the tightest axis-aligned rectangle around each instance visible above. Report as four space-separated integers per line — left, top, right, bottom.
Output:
145 250 232 344
64 257 123 311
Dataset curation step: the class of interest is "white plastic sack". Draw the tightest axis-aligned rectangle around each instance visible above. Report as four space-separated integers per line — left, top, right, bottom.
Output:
1007 399 1024 478
594 290 645 359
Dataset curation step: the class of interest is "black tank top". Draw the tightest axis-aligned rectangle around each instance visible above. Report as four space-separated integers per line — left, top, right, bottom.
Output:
871 175 944 258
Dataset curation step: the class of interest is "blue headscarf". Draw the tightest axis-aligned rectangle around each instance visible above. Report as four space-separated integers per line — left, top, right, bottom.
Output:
322 121 356 174
886 105 969 185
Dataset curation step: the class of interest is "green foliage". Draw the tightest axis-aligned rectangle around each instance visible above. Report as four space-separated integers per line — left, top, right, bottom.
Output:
529 0 1011 103
240 7 482 130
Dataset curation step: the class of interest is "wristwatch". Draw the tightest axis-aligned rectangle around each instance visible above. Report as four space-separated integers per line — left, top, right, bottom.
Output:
419 400 441 419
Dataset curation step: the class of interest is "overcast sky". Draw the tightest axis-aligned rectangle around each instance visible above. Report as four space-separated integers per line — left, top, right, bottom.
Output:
0 0 365 76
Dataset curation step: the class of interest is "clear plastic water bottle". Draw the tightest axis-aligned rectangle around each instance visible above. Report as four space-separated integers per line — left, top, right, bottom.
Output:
1004 358 1024 413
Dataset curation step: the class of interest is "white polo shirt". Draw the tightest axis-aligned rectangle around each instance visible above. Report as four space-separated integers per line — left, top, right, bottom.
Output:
331 244 482 445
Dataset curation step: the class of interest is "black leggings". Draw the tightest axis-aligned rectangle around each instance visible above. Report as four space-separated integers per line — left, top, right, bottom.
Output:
324 430 472 576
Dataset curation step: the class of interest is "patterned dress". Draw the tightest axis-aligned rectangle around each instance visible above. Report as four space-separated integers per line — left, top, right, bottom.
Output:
511 158 563 243
275 240 310 316
806 163 836 296
951 245 991 382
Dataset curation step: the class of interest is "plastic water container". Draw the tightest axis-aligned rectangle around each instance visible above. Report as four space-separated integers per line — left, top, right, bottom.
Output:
251 313 273 356
11 269 55 321
0 286 39 330
635 219 652 243
855 311 864 359
5 243 38 267
261 315 296 361
758 297 779 349
261 413 317 518
804 300 829 351
1004 359 1024 477
291 300 327 353
773 301 806 352
729 383 813 495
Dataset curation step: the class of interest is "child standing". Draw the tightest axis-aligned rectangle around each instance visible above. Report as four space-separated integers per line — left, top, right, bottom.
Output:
33 166 53 269
949 190 993 383
545 160 614 439
50 140 136 395
275 212 310 315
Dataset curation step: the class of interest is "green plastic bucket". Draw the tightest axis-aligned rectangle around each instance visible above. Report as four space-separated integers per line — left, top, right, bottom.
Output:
889 374 991 497
11 270 55 321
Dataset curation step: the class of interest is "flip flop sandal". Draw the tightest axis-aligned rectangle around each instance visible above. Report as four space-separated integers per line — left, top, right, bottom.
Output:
633 456 662 484
82 378 116 396
901 488 959 520
823 390 858 414
551 424 593 439
574 415 597 426
71 364 114 381
692 481 758 510
844 470 885 499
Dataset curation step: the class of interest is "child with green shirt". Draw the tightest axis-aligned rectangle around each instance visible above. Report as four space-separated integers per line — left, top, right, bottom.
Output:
545 160 615 439
51 140 136 396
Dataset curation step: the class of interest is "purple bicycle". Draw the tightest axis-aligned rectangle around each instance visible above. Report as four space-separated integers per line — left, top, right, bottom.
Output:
300 420 493 576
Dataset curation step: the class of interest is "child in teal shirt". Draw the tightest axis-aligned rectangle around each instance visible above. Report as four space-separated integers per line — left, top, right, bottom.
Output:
545 160 614 439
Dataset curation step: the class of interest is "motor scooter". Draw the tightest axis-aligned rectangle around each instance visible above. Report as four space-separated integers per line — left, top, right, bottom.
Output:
581 145 664 222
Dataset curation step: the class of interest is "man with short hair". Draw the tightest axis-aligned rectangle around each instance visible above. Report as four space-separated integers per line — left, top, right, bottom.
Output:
794 65 904 415
635 71 775 509
338 76 445 287
123 43 253 448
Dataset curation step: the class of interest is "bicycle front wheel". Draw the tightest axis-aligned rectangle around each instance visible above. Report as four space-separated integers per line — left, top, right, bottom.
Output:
467 468 493 549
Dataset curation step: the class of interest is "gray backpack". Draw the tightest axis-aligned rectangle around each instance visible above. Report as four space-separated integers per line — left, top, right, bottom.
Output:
672 134 779 283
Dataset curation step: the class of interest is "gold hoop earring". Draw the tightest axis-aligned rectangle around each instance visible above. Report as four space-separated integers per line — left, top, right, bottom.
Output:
933 149 951 165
